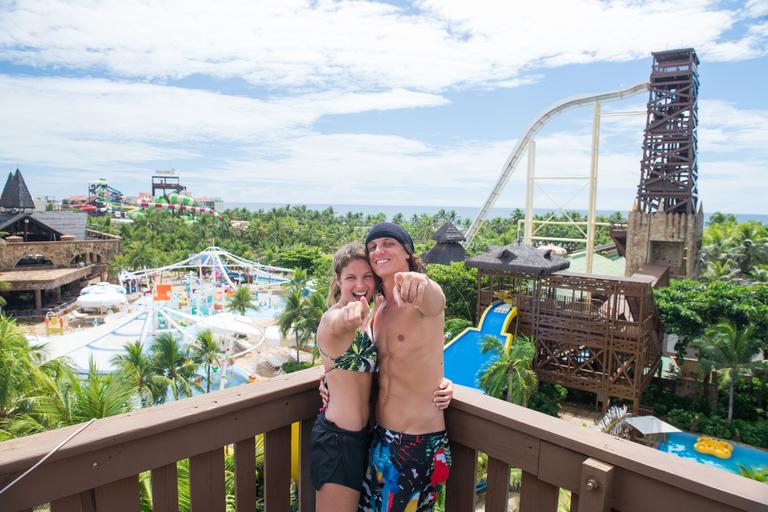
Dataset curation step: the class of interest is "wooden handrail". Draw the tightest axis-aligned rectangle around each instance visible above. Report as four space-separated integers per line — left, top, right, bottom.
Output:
446 385 768 512
0 369 765 511
0 367 323 511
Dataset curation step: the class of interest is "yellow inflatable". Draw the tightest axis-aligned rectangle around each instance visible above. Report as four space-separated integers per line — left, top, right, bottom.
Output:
694 436 733 459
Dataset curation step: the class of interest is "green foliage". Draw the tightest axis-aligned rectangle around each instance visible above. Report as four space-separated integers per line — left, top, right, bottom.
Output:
699 215 768 284
642 383 708 417
528 382 567 417
0 315 45 419
150 333 202 402
281 361 314 374
427 262 477 323
192 330 221 394
478 334 538 406
274 245 329 276
443 318 473 344
693 321 763 421
654 279 768 360
227 286 259 316
739 464 768 483
719 375 768 421
3 358 138 438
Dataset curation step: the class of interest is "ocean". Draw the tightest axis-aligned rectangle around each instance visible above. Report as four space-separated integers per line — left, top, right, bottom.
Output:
225 202 768 225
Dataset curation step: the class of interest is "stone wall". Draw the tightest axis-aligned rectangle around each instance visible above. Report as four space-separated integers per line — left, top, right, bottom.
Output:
0 238 121 271
625 207 703 279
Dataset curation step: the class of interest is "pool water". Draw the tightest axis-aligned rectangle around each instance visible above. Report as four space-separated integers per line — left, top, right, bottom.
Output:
657 432 768 475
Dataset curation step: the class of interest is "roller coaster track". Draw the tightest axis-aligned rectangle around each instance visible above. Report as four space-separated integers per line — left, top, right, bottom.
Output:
464 81 650 244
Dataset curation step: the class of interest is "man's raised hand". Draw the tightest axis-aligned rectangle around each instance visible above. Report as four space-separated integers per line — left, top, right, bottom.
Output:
393 272 429 307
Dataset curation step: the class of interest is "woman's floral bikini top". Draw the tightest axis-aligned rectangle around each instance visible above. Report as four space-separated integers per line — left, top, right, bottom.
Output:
319 328 377 374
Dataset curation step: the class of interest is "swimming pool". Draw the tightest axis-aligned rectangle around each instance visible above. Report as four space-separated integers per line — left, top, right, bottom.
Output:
657 432 768 475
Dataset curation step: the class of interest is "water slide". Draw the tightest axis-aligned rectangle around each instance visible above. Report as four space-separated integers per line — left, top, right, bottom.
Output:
443 301 518 390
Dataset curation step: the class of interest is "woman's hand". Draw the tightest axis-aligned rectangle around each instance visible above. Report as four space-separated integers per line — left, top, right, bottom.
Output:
318 373 330 412
433 377 454 410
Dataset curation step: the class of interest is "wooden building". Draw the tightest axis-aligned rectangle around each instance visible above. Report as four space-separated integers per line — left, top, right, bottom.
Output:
0 169 121 317
466 242 662 413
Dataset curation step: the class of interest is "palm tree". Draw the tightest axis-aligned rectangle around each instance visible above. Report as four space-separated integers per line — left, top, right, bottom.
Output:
739 464 768 483
226 286 258 316
298 291 326 364
693 321 763 422
3 358 138 438
0 315 46 420
278 288 310 362
478 334 538 406
150 333 202 402
700 259 739 283
112 341 162 406
192 329 220 393
726 223 768 274
288 268 309 292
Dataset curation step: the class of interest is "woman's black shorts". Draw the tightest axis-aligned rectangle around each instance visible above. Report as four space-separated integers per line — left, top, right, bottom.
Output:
310 413 370 492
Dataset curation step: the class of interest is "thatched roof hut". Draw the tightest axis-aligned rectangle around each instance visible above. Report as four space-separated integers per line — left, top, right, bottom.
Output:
465 242 570 276
422 221 468 265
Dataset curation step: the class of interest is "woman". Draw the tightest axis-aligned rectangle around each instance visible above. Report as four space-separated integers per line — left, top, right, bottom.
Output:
310 243 452 512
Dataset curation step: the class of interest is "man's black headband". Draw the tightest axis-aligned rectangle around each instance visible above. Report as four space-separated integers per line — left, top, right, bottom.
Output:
364 222 415 254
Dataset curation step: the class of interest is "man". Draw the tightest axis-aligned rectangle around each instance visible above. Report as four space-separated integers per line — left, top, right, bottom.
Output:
360 222 451 512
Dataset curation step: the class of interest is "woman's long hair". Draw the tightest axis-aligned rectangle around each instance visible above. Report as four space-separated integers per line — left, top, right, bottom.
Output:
326 243 371 307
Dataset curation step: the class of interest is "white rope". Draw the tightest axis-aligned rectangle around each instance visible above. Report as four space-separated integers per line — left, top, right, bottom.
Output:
0 418 96 496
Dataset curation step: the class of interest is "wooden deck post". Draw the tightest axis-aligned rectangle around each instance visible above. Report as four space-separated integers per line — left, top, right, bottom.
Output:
445 442 476 511
577 458 614 512
264 425 292 512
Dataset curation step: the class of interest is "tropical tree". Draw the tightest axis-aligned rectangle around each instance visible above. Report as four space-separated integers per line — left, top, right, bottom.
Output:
150 333 202 402
278 288 311 362
0 315 46 420
192 329 221 393
112 341 162 406
298 291 326 364
3 358 138 438
478 334 538 406
226 285 259 316
739 464 768 483
596 405 631 438
726 223 768 274
444 318 473 343
693 321 763 422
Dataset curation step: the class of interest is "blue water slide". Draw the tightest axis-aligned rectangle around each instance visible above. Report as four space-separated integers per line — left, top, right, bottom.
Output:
443 301 518 390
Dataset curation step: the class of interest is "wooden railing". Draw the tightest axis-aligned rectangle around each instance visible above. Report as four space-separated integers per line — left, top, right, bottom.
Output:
0 368 765 511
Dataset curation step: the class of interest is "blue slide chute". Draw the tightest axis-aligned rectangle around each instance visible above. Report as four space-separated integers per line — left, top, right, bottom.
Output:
443 301 518 390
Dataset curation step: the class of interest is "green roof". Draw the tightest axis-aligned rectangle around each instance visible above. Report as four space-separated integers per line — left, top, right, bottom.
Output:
566 252 626 277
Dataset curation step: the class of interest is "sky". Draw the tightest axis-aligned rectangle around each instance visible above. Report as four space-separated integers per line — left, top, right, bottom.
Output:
1 0 767 215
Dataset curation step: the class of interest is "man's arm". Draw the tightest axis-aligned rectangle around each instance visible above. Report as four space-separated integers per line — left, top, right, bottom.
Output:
393 272 445 317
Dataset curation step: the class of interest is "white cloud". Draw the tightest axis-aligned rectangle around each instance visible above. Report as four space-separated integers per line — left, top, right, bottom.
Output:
0 1 764 92
0 74 446 168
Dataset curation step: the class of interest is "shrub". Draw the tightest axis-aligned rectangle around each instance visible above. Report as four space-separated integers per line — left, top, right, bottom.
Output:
529 383 567 417
700 416 734 439
281 361 313 374
732 420 768 448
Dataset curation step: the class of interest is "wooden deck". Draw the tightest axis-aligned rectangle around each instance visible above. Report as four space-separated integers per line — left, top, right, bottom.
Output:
0 367 765 511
